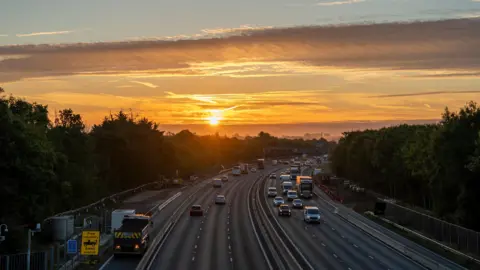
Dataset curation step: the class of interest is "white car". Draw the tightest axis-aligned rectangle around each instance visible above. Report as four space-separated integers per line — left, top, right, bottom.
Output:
267 187 277 197
215 195 226 204
287 190 298 201
273 196 284 206
251 168 257 173
304 206 321 223
269 173 276 179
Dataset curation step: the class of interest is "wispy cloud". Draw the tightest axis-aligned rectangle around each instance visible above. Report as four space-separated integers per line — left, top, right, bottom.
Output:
130 81 158 88
0 18 479 84
16 30 74 37
0 34 7 37
316 0 365 6
370 90 480 98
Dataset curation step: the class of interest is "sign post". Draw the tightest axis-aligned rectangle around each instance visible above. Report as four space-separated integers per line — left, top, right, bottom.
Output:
80 231 100 256
67 239 77 254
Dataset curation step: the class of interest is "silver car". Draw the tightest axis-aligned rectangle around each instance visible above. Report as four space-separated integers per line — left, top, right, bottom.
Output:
273 196 284 207
215 195 226 204
304 206 321 223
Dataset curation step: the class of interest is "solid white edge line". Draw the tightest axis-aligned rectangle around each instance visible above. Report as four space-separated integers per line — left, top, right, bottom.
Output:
247 174 274 270
98 255 114 270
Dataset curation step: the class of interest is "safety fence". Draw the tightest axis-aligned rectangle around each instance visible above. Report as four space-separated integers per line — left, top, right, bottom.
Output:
384 201 480 258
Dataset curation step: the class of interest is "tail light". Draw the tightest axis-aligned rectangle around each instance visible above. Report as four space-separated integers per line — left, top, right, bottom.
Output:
134 244 140 249
115 245 121 250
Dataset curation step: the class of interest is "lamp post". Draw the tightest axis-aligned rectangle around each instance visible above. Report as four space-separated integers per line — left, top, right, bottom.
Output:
27 223 41 270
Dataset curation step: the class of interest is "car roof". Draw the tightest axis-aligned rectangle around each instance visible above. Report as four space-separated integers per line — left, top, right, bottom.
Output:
268 187 276 189
192 205 202 208
304 206 319 210
274 196 284 200
280 204 290 208
288 190 297 192
216 194 225 197
293 198 302 201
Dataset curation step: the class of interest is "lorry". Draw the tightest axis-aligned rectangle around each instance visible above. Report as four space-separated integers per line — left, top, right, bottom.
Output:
240 163 249 174
257 159 265 169
232 166 241 176
113 214 152 256
290 166 301 181
296 176 313 199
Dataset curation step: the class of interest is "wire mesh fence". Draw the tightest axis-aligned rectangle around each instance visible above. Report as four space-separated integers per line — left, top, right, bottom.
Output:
384 200 480 257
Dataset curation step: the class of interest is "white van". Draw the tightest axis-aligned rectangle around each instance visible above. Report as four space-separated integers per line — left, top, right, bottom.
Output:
281 181 293 195
279 175 290 182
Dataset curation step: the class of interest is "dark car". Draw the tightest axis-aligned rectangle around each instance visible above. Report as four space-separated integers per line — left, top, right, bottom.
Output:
190 205 204 216
278 204 291 217
292 199 303 209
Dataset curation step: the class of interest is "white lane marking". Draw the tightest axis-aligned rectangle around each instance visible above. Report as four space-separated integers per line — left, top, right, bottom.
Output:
194 245 197 249
368 255 374 260
353 244 358 248
98 255 113 270
321 242 326 247
192 256 195 261
333 254 338 259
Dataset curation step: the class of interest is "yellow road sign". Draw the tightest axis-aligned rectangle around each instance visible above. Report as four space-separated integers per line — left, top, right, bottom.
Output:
80 231 100 255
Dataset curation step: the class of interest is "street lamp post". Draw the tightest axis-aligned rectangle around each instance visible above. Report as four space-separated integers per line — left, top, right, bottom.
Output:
26 223 41 270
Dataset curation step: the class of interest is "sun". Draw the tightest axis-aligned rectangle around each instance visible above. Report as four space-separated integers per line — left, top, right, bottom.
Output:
208 116 220 126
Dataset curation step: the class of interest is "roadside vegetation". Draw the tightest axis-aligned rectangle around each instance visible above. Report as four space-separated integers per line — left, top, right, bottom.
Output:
330 101 480 231
0 88 328 252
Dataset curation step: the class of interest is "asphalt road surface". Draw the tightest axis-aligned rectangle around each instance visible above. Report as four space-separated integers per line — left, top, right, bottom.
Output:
148 166 279 270
261 166 464 270
305 168 465 270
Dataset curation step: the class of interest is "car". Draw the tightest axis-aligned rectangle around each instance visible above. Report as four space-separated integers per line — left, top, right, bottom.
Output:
292 198 303 208
221 175 229 182
267 187 277 197
287 190 298 201
269 173 276 179
190 205 204 216
251 168 257 173
273 196 284 207
304 206 321 223
215 195 226 204
278 204 291 216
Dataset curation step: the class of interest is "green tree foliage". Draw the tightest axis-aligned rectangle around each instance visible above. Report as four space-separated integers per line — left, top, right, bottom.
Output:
0 91 329 252
331 102 480 230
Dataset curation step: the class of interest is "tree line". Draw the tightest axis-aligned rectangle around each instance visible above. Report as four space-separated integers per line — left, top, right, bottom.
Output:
330 101 480 231
0 88 329 252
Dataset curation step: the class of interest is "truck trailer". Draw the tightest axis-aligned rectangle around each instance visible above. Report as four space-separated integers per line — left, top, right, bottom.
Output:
257 159 265 169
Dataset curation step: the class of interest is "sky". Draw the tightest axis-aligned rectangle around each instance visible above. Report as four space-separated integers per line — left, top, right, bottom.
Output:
1 0 480 137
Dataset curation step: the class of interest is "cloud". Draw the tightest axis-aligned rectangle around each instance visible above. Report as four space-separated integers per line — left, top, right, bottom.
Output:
0 34 7 37
316 0 365 6
16 30 74 37
130 80 158 88
0 18 479 83
370 90 480 98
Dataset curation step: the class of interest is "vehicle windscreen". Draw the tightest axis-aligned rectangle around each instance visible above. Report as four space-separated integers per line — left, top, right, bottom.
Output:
192 206 201 210
280 205 289 210
307 209 320 215
268 188 276 191
288 191 297 196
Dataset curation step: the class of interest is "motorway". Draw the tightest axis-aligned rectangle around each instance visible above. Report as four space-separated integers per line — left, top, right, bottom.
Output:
148 168 275 270
108 163 465 270
261 166 465 270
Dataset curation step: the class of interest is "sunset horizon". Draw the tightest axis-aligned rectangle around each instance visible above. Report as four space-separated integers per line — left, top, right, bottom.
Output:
2 0 479 137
